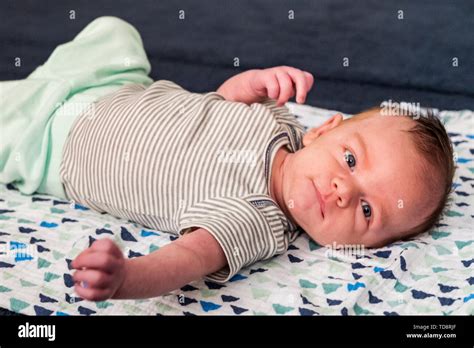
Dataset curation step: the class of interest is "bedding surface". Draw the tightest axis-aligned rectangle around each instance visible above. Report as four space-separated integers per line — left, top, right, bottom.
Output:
0 104 472 315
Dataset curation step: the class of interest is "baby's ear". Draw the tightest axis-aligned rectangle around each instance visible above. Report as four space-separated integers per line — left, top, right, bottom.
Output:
303 114 343 146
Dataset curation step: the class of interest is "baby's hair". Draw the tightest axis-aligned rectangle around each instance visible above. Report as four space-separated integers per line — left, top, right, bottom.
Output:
353 105 456 241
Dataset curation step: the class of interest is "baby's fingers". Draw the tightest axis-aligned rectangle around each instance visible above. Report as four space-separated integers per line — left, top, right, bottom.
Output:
286 69 311 104
72 251 118 274
276 72 295 106
304 71 314 92
73 269 113 289
262 72 280 100
74 281 112 302
90 238 123 259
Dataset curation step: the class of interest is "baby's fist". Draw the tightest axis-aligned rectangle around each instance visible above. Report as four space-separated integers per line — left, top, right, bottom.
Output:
72 238 126 301
250 66 314 106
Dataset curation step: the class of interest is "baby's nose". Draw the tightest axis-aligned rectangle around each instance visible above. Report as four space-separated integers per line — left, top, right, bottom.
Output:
332 178 357 207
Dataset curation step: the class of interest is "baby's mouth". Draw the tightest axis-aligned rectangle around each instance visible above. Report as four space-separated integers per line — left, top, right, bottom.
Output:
313 181 325 219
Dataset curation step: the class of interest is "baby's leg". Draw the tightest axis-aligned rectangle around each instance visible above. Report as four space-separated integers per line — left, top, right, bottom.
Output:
0 17 153 199
28 16 153 88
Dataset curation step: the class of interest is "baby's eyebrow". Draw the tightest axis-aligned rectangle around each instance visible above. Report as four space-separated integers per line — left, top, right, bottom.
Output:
376 203 388 231
353 132 368 166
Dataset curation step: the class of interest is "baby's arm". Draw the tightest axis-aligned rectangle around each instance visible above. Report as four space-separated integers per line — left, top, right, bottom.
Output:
216 66 314 106
71 228 226 301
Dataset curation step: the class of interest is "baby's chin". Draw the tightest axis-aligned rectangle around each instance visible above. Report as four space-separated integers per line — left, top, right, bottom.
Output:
309 232 394 250
303 228 339 248
304 228 367 249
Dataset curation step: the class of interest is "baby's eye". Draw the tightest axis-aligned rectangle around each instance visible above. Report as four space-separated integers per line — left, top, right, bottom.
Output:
344 149 356 170
361 201 372 219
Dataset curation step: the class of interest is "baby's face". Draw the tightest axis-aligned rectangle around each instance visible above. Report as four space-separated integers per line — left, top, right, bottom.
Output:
282 111 435 248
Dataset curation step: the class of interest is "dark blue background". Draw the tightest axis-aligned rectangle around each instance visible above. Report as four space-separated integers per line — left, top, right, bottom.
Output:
1 0 473 113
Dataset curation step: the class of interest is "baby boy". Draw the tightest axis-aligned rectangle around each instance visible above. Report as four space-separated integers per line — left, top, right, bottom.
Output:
66 68 454 301
0 17 455 302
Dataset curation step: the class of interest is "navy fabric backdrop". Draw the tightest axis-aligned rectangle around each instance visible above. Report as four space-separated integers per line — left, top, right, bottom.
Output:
1 0 473 113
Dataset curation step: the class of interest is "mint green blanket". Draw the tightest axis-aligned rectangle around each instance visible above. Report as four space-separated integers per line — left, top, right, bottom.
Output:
0 17 152 199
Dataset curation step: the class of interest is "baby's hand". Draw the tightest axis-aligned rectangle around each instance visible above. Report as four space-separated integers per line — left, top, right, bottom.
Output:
249 66 314 106
72 238 126 301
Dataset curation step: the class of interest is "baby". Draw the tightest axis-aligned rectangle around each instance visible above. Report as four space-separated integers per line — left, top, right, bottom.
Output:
0 17 455 302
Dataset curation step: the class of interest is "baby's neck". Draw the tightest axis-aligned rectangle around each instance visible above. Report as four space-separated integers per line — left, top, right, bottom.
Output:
270 146 298 226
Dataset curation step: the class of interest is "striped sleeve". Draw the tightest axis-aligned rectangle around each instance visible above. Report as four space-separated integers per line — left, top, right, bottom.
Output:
260 98 306 151
178 195 290 283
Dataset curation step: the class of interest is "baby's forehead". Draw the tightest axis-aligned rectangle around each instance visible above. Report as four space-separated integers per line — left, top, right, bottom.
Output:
347 111 415 131
349 114 418 157
345 115 416 156
369 178 434 244
382 194 434 241
347 115 434 232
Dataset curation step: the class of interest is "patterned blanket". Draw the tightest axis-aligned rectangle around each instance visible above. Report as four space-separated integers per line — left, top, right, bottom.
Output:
0 104 472 315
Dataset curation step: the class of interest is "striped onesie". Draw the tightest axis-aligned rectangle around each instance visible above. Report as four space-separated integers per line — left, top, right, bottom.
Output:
60 80 305 282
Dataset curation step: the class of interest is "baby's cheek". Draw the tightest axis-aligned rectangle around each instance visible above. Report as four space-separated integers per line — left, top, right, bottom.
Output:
293 191 314 211
298 177 318 208
286 189 317 230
